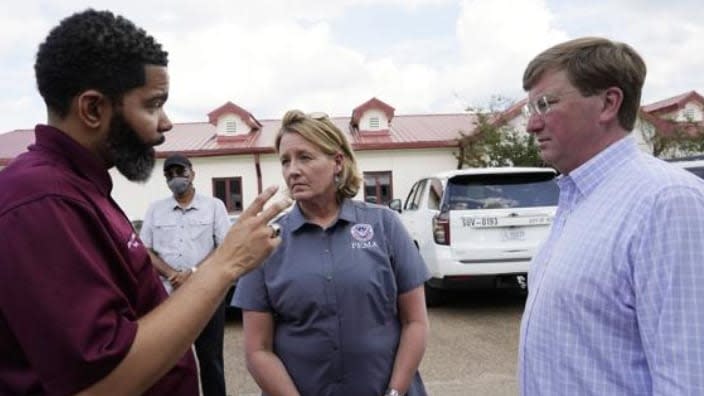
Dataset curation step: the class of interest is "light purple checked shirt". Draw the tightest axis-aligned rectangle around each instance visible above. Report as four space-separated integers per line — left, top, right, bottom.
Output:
519 136 704 395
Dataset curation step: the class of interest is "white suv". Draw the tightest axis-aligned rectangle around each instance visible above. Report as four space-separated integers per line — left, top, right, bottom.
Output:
669 157 704 179
390 167 559 305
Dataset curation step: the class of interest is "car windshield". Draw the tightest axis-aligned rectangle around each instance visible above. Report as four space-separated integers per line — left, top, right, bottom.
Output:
443 172 559 210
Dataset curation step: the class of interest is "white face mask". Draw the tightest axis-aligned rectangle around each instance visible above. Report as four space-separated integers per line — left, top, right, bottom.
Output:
167 177 190 196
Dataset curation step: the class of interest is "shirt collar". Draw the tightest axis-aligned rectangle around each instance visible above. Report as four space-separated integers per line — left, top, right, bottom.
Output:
288 198 357 232
565 135 639 199
170 191 201 211
30 124 113 196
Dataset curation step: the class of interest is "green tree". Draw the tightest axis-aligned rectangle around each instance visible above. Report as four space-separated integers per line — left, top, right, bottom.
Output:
639 115 704 158
455 96 544 169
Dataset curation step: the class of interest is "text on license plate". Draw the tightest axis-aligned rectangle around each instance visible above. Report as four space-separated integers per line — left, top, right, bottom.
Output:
463 217 498 227
462 215 552 228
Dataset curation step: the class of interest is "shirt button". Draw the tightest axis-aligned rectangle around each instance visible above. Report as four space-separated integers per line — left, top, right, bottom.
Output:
326 275 333 281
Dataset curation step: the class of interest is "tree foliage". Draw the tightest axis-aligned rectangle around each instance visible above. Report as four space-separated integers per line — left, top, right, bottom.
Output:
455 96 544 169
639 115 704 159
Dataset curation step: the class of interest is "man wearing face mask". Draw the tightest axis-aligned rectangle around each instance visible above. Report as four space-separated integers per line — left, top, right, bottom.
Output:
140 153 231 396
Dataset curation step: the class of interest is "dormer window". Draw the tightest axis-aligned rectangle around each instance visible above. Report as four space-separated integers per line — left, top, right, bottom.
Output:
683 108 696 121
215 116 243 136
369 117 380 129
225 121 237 134
351 97 395 133
677 106 701 122
207 101 263 141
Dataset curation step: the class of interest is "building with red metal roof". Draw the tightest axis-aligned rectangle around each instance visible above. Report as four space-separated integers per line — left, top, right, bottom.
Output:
1 93 702 220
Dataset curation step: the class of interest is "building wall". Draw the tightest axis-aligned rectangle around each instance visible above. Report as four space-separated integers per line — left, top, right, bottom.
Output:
112 154 266 221
355 148 457 202
112 147 458 221
506 114 527 131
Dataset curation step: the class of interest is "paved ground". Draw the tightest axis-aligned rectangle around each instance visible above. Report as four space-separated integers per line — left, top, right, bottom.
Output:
223 290 526 396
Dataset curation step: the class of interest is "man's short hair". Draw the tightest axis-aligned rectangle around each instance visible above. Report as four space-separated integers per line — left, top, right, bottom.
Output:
34 9 169 118
523 37 646 131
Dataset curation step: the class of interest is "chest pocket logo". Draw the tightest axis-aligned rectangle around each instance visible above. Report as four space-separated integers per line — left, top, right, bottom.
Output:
351 223 374 241
351 223 377 249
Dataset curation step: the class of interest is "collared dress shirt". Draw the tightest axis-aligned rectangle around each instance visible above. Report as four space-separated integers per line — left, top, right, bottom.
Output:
140 193 230 293
0 125 198 395
234 199 430 396
519 136 704 395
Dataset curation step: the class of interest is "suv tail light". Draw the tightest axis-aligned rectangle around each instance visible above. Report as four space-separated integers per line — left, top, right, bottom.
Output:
433 212 450 245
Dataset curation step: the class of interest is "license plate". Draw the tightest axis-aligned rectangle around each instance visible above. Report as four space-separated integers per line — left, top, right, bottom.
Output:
462 215 552 228
502 229 526 241
462 216 498 228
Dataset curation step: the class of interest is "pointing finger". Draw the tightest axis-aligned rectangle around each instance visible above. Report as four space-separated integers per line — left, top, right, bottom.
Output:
238 186 279 222
257 198 292 225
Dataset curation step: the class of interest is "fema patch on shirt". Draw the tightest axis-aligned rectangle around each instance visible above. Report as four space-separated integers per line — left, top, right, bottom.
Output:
351 223 378 249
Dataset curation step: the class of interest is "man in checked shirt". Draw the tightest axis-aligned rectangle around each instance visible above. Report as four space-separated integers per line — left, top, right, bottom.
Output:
518 37 704 395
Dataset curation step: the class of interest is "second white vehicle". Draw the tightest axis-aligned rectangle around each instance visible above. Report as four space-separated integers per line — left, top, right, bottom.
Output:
390 167 559 305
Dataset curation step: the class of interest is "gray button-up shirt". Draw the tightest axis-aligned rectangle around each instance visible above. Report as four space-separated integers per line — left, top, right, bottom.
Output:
140 193 230 293
234 199 430 396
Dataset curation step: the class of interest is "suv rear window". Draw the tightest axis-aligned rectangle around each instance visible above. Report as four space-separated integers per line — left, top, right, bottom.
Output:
443 172 559 210
685 166 704 179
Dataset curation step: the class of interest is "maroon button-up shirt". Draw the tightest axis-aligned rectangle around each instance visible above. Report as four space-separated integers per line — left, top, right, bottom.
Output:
0 125 198 395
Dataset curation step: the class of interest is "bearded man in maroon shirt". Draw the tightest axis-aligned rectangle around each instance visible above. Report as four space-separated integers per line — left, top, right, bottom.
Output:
0 9 288 396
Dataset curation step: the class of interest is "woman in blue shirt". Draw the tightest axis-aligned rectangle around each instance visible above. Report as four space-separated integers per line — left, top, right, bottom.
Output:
234 110 430 396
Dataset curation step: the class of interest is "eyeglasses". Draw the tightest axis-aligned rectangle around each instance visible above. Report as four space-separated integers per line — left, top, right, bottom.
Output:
307 112 329 120
523 96 557 118
522 90 580 118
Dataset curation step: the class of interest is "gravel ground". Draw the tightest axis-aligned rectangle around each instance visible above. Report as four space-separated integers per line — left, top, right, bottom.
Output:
222 291 525 396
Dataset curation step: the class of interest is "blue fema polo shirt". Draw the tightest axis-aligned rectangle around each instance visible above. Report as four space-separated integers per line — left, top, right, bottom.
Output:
234 199 430 396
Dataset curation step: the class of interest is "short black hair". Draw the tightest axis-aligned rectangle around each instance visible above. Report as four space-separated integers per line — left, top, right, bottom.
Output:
34 9 168 118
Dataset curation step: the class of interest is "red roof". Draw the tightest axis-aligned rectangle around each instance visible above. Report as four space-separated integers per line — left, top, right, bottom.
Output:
5 90 700 166
638 90 704 137
641 90 704 115
0 112 475 165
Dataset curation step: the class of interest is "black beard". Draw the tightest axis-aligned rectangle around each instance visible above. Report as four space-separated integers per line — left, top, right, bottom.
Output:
106 113 162 182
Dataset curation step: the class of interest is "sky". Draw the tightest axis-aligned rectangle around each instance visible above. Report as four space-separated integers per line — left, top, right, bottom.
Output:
1 0 703 133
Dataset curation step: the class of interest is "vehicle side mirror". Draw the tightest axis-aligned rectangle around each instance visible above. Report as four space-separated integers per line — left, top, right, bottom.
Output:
388 199 402 213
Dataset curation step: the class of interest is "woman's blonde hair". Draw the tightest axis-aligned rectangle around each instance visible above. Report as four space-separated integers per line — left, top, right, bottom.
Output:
275 110 362 201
